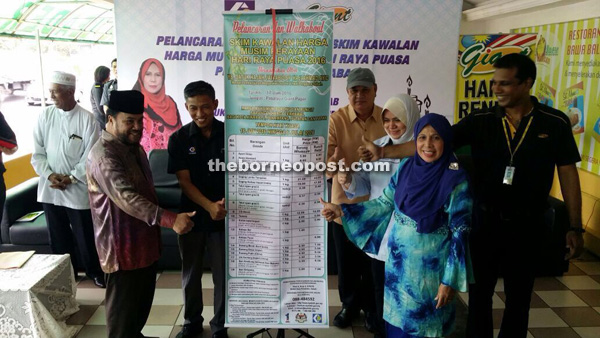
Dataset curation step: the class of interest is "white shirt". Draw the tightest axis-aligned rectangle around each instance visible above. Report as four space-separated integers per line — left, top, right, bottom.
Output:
343 135 402 261
32 104 99 209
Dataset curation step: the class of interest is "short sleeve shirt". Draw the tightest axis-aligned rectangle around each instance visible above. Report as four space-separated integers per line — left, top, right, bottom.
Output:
327 104 386 206
167 119 225 232
453 96 581 213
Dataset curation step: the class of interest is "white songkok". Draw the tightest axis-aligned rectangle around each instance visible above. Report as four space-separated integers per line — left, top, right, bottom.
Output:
50 71 76 87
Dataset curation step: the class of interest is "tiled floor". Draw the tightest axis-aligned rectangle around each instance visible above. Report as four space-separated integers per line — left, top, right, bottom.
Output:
69 252 600 338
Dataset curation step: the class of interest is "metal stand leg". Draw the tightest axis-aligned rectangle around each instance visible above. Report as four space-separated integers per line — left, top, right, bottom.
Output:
246 328 315 338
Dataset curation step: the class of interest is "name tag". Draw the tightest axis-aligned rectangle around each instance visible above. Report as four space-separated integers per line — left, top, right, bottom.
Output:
503 166 515 185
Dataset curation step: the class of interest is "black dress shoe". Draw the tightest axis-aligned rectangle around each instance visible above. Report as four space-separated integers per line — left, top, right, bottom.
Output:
92 276 106 288
333 307 357 328
364 311 377 333
175 325 203 338
212 329 228 338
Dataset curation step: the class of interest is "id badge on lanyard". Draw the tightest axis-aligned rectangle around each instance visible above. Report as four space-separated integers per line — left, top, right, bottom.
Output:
503 166 515 185
502 116 533 185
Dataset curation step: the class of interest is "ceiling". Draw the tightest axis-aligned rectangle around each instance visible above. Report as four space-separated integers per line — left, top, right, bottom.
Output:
461 0 580 21
0 0 575 44
463 0 484 10
0 0 114 44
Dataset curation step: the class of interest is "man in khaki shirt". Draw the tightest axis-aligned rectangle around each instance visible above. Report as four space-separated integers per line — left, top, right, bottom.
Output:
327 68 386 333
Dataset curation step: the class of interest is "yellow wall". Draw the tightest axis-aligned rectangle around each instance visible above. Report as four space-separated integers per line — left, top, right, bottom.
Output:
551 169 600 256
4 154 36 189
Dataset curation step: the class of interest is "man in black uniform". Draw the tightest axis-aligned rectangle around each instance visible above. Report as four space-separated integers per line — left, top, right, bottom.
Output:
168 81 227 338
455 53 584 338
101 58 118 113
359 53 584 338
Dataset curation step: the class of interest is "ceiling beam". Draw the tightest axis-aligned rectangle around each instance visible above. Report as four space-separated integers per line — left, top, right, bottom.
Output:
462 0 563 21
462 1 476 10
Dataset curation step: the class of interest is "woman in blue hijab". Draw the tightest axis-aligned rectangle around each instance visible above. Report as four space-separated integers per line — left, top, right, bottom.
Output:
321 113 473 337
338 93 420 337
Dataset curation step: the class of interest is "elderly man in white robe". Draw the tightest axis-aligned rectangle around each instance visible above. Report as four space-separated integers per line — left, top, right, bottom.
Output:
31 71 105 288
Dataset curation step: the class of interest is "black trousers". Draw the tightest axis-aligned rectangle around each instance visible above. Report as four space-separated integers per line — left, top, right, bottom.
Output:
42 203 103 278
466 209 546 338
105 263 157 338
333 222 375 313
179 230 226 334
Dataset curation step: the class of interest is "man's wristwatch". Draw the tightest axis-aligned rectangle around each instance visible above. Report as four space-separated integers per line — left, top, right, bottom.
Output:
68 175 77 184
568 226 585 234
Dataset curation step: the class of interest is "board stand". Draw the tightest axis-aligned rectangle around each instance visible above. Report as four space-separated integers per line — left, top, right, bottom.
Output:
245 7 317 338
246 328 314 338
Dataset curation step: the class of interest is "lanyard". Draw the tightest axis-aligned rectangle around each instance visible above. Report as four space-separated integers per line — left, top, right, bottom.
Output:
502 115 533 166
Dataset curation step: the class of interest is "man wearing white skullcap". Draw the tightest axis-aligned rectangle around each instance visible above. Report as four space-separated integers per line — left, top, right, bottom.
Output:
31 71 106 288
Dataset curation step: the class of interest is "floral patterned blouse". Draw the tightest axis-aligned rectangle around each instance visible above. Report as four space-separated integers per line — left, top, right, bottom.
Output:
340 158 473 337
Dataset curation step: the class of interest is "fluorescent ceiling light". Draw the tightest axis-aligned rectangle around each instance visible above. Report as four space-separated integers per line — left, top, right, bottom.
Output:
462 0 563 21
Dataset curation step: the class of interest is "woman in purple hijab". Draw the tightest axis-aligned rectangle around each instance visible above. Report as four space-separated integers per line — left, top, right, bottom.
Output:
321 113 473 337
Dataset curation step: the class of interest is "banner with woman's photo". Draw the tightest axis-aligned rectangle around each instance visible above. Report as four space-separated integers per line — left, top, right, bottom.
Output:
114 0 464 151
223 10 333 328
515 18 600 175
113 0 464 329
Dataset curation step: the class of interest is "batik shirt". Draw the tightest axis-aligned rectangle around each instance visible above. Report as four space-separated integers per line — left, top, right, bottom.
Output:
341 158 473 337
87 130 177 273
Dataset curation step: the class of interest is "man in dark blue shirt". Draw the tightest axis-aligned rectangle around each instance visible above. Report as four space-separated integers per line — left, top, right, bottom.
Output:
453 54 583 338
168 81 227 338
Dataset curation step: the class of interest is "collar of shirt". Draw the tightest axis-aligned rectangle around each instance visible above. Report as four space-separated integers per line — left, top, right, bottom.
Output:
101 129 141 154
494 95 540 120
56 103 81 116
188 119 223 141
348 105 378 124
